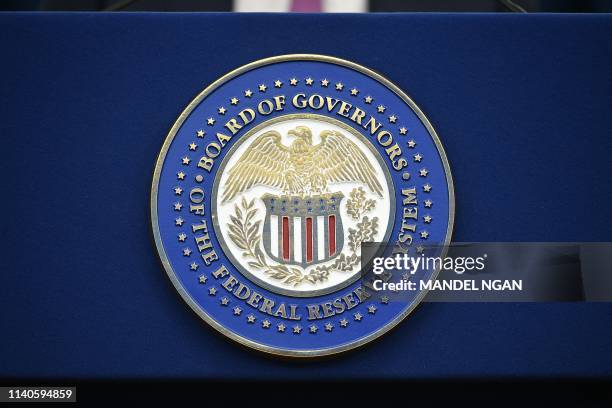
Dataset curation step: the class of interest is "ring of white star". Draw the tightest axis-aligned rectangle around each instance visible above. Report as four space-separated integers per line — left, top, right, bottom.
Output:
168 74 441 334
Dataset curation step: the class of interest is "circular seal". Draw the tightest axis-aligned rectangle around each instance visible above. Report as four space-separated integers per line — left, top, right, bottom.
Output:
151 55 454 357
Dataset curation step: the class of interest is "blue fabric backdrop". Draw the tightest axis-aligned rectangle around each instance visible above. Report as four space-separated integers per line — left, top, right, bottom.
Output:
1 12 611 378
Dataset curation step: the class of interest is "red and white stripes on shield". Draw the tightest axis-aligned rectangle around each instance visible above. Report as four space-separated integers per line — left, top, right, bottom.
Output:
305 217 313 263
282 216 290 261
328 215 336 256
271 214 337 265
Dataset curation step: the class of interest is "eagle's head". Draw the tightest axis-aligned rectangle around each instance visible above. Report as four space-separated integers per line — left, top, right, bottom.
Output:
288 126 312 145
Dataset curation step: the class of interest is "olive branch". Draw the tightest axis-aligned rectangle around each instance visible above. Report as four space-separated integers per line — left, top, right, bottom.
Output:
227 198 327 286
311 187 378 276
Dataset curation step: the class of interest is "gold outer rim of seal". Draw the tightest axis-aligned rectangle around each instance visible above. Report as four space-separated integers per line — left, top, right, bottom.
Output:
150 54 455 358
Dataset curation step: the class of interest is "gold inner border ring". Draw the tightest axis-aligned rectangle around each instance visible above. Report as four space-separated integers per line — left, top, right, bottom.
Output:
150 54 455 358
211 113 396 298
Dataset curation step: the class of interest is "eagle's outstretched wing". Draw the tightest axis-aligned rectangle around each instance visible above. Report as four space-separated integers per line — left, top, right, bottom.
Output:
312 130 383 197
222 131 291 202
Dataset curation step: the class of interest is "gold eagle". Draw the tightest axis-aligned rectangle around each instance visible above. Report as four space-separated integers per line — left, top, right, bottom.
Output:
222 126 383 202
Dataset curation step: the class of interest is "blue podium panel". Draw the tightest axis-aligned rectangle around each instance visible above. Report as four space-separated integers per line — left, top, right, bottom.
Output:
1 12 612 378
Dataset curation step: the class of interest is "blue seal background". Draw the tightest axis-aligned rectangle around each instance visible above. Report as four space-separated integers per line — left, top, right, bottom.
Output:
156 59 452 352
1 12 612 377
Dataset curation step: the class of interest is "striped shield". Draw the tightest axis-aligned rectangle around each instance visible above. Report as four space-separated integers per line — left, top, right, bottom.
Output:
262 192 345 267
